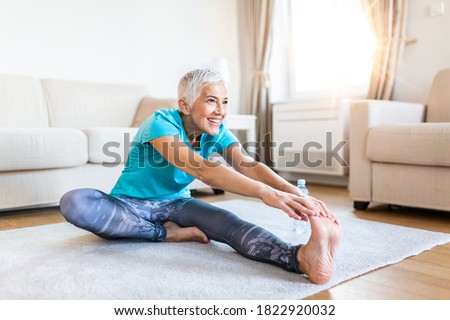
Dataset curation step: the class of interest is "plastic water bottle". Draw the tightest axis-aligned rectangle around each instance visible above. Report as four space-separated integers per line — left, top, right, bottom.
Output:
293 179 309 233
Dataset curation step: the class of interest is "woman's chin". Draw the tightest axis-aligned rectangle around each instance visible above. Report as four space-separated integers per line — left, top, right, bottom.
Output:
204 125 220 136
207 129 219 136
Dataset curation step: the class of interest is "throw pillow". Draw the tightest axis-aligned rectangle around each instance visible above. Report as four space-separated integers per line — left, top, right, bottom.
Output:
132 96 177 127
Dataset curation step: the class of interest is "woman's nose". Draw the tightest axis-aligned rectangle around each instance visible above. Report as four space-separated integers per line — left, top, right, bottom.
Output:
215 102 226 114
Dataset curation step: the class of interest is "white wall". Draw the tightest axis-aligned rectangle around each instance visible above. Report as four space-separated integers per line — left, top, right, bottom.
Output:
0 0 242 114
395 0 450 104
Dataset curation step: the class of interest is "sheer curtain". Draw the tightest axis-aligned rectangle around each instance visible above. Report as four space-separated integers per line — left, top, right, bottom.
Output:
362 0 408 100
244 0 275 164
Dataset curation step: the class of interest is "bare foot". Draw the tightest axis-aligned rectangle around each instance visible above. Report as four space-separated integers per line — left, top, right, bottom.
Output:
163 221 210 244
297 216 342 284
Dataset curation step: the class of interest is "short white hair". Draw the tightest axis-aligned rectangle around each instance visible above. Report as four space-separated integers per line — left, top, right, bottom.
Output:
178 68 225 105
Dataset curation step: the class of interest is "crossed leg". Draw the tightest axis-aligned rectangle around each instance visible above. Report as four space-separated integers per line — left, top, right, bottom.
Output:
59 188 208 243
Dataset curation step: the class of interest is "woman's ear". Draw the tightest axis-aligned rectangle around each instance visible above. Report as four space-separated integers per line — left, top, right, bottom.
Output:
178 99 190 115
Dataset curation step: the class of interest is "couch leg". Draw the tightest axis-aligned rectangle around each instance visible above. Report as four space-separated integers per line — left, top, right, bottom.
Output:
388 204 400 211
354 201 370 210
213 188 225 195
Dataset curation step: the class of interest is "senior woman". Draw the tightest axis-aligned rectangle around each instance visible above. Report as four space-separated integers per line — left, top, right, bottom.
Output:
60 69 342 284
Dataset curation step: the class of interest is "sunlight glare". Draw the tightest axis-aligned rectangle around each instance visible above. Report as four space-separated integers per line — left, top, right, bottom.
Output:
291 0 376 94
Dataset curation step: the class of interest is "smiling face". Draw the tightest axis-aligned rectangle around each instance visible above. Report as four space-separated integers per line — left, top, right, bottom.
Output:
179 83 228 137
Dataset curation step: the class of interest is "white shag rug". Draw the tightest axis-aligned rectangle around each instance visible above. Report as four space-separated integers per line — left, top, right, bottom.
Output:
1 199 449 300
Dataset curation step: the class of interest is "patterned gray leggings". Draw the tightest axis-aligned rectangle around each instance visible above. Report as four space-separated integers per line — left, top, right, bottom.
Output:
59 188 303 273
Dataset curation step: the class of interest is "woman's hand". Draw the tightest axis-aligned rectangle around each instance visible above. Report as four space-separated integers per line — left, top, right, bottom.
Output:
259 186 321 221
289 187 335 221
306 195 335 220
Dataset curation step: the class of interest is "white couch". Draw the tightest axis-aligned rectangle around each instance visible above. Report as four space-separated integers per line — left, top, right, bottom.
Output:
349 68 450 212
0 74 210 211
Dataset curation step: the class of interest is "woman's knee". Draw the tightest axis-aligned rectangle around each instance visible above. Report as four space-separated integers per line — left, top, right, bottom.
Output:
59 188 102 225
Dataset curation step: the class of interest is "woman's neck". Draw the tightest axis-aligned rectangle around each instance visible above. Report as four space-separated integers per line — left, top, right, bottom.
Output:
180 112 202 149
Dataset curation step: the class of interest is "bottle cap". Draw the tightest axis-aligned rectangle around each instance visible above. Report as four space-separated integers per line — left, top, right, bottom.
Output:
297 179 306 186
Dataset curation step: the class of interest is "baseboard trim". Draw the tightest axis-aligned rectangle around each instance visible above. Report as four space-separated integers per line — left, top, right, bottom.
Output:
277 171 349 187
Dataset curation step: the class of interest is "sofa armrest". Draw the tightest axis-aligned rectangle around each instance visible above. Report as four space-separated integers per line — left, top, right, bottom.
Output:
349 100 425 202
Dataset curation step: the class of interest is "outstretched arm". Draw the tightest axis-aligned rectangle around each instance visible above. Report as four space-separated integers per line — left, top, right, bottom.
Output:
150 135 320 221
222 144 335 220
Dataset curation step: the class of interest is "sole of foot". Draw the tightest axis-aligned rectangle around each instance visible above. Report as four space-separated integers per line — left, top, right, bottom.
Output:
163 221 210 244
297 216 342 284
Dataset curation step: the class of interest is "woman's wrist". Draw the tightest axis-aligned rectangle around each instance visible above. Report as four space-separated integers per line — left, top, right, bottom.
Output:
280 182 298 194
256 183 272 200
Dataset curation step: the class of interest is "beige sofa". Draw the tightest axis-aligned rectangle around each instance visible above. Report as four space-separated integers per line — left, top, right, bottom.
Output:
0 74 211 211
349 68 450 212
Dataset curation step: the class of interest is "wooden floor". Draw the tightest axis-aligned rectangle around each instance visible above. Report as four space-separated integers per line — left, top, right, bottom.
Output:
1 184 449 299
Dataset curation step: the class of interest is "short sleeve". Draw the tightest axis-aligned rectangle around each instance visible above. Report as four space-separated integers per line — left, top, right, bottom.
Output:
214 125 239 154
140 110 181 143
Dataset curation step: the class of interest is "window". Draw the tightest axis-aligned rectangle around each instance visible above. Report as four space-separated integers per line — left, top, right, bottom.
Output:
270 0 376 101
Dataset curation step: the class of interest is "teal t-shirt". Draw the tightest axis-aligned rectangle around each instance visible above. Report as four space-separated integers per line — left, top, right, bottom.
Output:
110 108 239 200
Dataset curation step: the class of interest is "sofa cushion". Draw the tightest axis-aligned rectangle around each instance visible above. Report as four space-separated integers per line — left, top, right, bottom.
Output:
367 123 450 167
83 127 139 164
0 74 49 127
41 79 151 128
0 128 88 171
132 96 177 127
